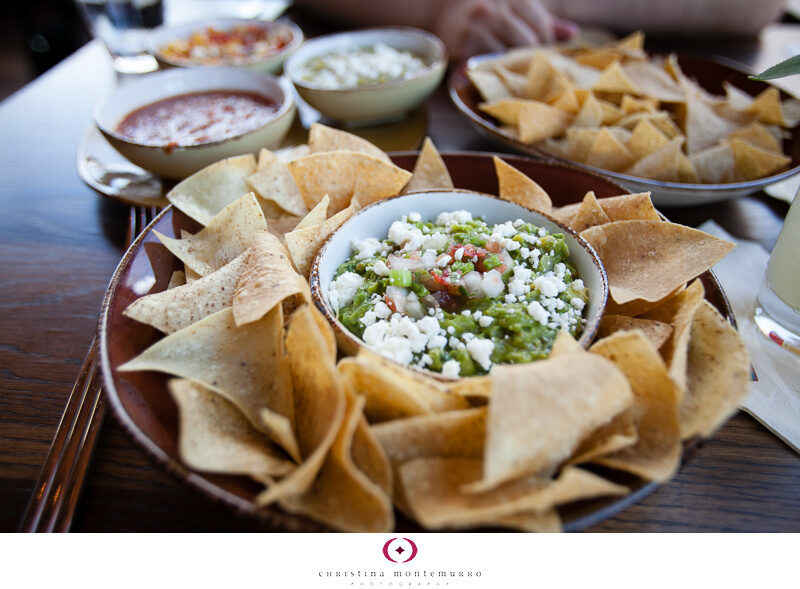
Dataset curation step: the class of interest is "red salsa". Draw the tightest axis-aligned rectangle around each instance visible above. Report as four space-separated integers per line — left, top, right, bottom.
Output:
115 90 279 148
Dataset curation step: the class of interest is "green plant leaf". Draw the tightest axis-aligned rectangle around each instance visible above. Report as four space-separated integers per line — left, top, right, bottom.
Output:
749 54 800 81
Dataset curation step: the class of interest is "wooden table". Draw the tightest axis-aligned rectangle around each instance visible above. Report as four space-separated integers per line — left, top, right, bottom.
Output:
2 20 799 533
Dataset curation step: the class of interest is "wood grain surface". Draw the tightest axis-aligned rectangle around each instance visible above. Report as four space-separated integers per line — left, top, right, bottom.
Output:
2 18 799 533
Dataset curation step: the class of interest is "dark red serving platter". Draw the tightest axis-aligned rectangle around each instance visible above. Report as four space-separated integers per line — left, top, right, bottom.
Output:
99 152 733 532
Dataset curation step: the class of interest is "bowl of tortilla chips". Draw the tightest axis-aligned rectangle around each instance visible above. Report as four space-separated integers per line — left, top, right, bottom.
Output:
450 32 800 207
101 124 750 532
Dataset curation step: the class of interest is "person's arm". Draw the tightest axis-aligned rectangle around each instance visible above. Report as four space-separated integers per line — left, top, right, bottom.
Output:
294 0 578 59
540 0 786 37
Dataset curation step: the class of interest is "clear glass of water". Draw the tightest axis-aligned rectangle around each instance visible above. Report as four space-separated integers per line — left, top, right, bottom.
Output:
754 190 800 355
75 0 164 74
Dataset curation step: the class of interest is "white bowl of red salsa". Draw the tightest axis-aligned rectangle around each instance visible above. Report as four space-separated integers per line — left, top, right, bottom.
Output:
94 67 295 179
150 18 303 75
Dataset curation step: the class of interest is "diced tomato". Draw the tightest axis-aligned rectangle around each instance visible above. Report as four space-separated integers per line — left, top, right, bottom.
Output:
484 239 501 254
446 243 487 260
384 295 397 313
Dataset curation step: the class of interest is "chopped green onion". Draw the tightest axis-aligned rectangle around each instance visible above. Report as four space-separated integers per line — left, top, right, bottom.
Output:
389 268 412 287
483 254 502 270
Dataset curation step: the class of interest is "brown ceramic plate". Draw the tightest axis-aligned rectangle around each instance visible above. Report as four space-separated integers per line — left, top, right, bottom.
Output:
449 54 800 207
99 152 734 532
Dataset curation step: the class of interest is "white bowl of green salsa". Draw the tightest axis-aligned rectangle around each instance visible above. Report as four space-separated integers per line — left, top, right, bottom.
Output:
310 190 608 379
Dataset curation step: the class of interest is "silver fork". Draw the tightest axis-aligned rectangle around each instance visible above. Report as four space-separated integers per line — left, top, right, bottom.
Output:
20 205 160 533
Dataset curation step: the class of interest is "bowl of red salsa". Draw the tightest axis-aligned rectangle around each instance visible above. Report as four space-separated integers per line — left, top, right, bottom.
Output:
150 18 303 74
94 67 295 179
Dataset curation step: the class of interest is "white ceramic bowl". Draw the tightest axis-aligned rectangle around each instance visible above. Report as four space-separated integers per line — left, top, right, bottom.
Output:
150 18 303 75
309 190 608 372
94 67 296 180
285 27 447 124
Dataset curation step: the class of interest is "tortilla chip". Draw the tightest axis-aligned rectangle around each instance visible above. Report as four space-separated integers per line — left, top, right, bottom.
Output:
621 94 658 115
729 123 782 153
599 99 624 125
582 220 732 304
257 305 347 504
338 349 470 423
170 378 294 481
641 279 705 399
494 156 552 212
276 144 311 164
518 101 573 144
494 63 527 97
446 376 492 402
469 354 633 491
307 123 390 163
730 137 791 180
549 88 581 114
479 98 530 126
549 330 584 357
585 128 636 172
623 137 684 181
167 154 257 226
623 60 685 102
723 81 754 111
592 61 642 95
490 510 562 533
467 68 509 102
617 112 682 139
689 142 736 184
684 88 743 154
590 330 682 481
745 87 785 126
679 300 750 439
257 147 278 169
570 190 611 232
402 137 454 193
246 158 308 217
573 92 605 127
597 315 673 349
372 408 487 465
167 270 185 290
284 198 360 277
155 192 267 277
567 411 637 466
120 306 299 461
400 459 627 529
267 213 303 239
278 392 393 532
576 49 623 71
597 192 660 221
124 253 246 334
627 118 670 159
288 151 410 215
232 231 307 326
185 265 201 283
294 194 329 231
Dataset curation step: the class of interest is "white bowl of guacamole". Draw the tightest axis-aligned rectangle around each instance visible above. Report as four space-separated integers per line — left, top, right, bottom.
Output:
310 190 608 379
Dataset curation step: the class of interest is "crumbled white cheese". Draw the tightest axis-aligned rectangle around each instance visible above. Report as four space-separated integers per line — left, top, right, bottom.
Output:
436 210 472 227
441 360 461 378
408 212 422 222
328 271 363 312
481 269 505 298
454 247 464 261
372 260 390 276
478 315 494 327
466 338 494 371
571 297 586 311
527 300 549 325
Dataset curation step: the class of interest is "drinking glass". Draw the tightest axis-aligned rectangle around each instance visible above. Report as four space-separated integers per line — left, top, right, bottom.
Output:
75 0 164 74
754 190 800 355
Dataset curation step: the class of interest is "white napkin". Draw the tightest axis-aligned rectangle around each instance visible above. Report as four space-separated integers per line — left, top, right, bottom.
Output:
699 221 800 453
764 175 799 203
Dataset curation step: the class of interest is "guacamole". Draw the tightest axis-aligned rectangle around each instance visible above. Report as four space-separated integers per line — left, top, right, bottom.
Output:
327 210 589 377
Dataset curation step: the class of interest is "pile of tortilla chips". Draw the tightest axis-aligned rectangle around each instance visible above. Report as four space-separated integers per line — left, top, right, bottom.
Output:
469 31 799 183
119 123 750 532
